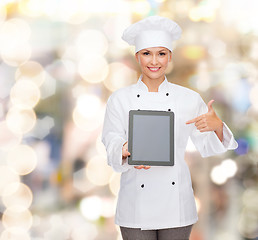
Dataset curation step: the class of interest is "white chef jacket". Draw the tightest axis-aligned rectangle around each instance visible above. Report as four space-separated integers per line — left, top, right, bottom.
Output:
102 76 238 230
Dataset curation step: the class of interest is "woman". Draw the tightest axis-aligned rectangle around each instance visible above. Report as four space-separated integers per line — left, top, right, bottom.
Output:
102 16 238 240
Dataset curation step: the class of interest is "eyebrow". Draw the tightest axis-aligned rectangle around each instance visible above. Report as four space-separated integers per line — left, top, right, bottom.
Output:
143 49 167 53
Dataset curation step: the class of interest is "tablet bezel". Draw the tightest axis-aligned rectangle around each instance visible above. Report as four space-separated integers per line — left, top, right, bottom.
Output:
128 110 174 166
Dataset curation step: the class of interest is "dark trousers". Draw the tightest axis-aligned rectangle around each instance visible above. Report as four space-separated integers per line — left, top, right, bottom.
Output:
120 225 193 240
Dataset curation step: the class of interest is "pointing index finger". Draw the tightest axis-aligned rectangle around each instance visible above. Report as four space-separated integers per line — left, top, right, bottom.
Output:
186 117 198 125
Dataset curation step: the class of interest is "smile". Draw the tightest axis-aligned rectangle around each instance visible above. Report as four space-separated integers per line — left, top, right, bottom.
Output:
148 67 160 72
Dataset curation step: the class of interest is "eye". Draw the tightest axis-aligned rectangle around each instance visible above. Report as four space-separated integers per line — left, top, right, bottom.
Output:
159 52 166 56
143 52 150 55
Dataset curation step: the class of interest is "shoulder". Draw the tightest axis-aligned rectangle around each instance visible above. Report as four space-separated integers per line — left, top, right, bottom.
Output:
168 82 201 100
168 83 206 116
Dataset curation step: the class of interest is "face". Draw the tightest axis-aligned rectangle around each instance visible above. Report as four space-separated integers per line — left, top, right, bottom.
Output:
135 47 172 81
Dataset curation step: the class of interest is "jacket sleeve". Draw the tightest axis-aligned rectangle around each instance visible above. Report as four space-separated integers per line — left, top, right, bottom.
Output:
190 95 238 158
102 96 133 173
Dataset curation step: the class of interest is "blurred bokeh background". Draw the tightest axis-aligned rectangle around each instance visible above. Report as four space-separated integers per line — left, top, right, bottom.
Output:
0 0 257 239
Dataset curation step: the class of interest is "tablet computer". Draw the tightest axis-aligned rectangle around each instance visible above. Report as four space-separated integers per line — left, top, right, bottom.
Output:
128 110 174 166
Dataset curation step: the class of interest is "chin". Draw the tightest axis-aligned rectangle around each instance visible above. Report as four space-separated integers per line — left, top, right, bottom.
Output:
146 72 165 80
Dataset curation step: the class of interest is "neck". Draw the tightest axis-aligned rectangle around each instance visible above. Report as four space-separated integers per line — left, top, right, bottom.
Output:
141 75 165 92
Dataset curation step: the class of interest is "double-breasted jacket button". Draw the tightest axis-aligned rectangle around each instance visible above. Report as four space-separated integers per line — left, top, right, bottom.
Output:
141 184 145 188
172 182 176 185
137 94 140 98
166 93 169 96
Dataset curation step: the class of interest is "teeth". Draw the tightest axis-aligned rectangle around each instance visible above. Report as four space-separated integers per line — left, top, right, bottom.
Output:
149 67 159 71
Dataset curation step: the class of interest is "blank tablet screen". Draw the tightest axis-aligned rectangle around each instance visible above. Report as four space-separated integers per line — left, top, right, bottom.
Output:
128 110 174 166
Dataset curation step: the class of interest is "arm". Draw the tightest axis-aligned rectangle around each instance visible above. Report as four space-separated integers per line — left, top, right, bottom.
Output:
186 100 223 141
186 97 238 157
102 97 132 173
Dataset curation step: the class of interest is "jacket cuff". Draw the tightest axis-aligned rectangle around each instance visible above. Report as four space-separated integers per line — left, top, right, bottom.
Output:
208 122 238 153
107 137 133 173
222 123 238 150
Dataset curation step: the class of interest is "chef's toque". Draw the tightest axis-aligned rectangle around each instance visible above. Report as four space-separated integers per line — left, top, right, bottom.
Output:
122 16 182 53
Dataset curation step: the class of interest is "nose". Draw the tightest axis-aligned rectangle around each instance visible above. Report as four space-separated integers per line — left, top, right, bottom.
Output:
151 55 158 65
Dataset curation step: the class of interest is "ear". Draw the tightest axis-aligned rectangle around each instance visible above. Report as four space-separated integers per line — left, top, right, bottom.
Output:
169 51 172 62
135 52 139 63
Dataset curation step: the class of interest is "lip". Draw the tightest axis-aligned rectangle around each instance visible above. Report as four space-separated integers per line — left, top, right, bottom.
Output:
148 67 161 72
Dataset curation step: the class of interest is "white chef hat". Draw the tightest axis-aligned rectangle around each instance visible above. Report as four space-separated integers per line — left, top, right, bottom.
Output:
122 16 182 53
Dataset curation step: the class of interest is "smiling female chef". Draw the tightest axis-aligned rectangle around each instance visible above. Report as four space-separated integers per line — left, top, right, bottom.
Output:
102 16 238 240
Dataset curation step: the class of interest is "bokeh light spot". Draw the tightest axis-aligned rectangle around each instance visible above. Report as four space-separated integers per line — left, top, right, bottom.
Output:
15 61 46 87
76 94 101 118
0 121 22 151
0 18 31 43
76 29 108 56
1 43 31 67
10 80 40 109
0 18 31 66
210 159 238 185
78 55 109 84
86 155 113 186
2 206 33 230
73 94 105 131
6 107 36 134
235 138 249 155
0 227 30 240
131 0 151 15
104 62 137 92
2 182 33 209
181 45 206 60
210 165 227 185
79 196 102 221
18 0 44 17
109 172 121 196
6 144 37 175
0 166 20 196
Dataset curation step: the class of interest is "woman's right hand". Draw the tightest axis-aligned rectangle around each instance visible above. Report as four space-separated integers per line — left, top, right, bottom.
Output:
122 142 151 170
122 142 131 160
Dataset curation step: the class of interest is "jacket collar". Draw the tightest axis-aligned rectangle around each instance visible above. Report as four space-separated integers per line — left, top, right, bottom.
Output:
137 75 169 93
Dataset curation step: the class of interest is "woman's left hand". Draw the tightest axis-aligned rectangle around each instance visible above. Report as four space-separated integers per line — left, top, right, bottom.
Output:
134 165 151 170
186 100 223 141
